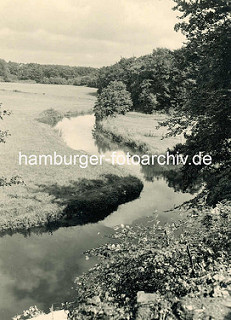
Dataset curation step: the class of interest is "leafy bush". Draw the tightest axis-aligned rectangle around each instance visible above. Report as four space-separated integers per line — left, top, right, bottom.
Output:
0 103 10 143
94 81 133 120
67 202 231 319
13 306 43 320
206 167 231 206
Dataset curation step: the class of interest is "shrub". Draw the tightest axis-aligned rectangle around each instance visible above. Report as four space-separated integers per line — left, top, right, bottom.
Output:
36 108 64 126
39 174 143 225
94 81 133 120
67 203 231 319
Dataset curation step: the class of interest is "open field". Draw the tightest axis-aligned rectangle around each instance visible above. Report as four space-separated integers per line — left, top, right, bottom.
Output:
0 83 141 232
99 112 184 154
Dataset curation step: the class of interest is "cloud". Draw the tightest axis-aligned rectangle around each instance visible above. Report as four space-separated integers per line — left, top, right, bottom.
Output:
0 0 185 67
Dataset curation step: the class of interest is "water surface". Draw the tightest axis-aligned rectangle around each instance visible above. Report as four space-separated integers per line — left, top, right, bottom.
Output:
56 114 193 227
0 82 193 319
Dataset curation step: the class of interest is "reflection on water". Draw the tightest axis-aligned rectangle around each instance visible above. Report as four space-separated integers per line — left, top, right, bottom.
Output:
0 224 112 320
56 116 99 154
0 105 195 319
56 114 194 228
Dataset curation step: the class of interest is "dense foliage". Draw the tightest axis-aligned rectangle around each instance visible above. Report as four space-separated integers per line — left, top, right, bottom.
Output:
94 0 231 206
0 59 98 87
94 81 133 120
67 202 231 319
96 49 185 114
163 0 231 205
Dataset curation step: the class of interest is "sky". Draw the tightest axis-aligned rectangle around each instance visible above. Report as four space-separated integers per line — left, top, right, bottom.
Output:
0 0 185 67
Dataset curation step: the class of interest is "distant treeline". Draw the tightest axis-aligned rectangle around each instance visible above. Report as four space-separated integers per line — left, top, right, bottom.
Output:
0 59 98 87
0 49 186 103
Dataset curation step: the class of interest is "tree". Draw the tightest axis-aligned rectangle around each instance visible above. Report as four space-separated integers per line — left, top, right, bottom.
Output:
96 49 179 113
3 60 98 87
166 0 231 205
94 81 133 120
0 59 11 82
138 79 158 113
130 49 174 112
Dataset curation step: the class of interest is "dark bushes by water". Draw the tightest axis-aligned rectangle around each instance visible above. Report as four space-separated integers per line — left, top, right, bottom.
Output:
36 108 64 127
39 174 143 225
36 108 93 127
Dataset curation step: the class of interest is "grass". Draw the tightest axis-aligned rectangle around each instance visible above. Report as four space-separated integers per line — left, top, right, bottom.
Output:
36 108 64 126
37 108 93 127
99 112 184 154
0 84 142 233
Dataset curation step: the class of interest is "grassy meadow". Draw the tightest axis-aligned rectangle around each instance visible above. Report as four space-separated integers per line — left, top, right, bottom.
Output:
0 83 140 232
99 112 184 154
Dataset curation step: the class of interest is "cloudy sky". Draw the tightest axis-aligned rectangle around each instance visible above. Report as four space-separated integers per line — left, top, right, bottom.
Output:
0 0 185 67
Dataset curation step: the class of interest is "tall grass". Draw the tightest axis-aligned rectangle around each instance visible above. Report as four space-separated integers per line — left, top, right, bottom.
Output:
98 112 184 155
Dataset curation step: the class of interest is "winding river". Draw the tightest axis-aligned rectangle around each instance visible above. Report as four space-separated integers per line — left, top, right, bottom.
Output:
0 84 193 319
56 115 193 226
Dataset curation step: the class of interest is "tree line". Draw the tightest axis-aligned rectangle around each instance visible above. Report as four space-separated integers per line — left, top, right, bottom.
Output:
0 0 230 206
0 59 98 87
94 0 231 206
94 48 188 117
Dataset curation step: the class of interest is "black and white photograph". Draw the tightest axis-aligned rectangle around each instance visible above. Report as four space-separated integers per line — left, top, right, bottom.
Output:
0 0 230 319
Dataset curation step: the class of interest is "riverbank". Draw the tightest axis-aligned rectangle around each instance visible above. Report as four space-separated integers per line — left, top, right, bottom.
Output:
0 84 143 233
17 201 231 320
98 112 184 154
36 108 93 127
65 201 231 319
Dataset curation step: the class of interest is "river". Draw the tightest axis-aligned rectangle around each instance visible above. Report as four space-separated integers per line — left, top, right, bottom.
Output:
0 83 193 319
